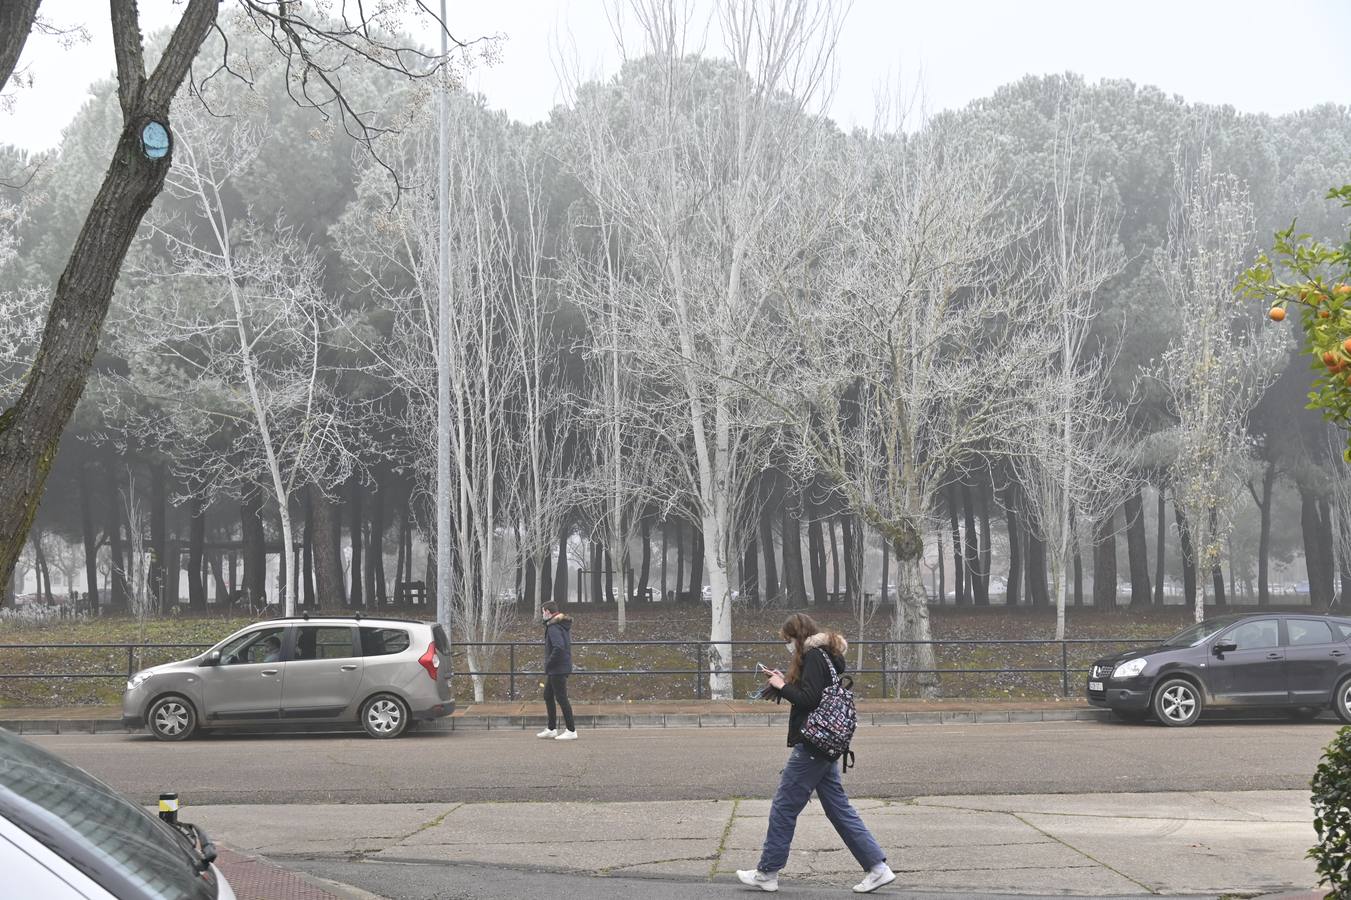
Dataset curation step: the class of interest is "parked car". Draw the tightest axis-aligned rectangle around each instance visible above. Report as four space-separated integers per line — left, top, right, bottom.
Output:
0 726 235 899
123 615 455 741
1087 613 1351 726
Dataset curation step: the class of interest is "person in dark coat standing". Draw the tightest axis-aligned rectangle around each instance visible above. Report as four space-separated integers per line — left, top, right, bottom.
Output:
738 613 894 894
537 600 577 741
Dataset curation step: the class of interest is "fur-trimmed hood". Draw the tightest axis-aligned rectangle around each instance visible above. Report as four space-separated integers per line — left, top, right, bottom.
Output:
804 630 847 656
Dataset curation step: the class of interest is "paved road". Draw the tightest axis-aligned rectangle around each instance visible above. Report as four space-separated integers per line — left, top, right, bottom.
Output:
28 718 1340 805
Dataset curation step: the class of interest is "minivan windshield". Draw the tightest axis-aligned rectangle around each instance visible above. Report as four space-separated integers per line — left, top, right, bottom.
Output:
1161 617 1242 647
0 728 216 900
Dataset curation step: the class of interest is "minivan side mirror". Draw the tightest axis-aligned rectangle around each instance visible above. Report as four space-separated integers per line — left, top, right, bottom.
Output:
1213 641 1238 656
200 650 221 667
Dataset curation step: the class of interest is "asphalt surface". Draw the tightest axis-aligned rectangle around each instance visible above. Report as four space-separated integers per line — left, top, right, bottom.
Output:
27 717 1341 805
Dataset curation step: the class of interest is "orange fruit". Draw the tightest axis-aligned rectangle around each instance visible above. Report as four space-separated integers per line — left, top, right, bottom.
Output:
1270 307 1287 321
1343 338 1351 354
1326 352 1339 367
1336 284 1351 298
1321 310 1333 319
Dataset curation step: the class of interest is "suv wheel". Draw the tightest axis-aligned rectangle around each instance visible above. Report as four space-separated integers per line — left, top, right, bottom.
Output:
1335 678 1351 724
361 694 410 739
1152 678 1202 727
147 695 197 742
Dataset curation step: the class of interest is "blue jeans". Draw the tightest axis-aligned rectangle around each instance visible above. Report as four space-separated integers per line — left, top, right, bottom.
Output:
757 743 886 873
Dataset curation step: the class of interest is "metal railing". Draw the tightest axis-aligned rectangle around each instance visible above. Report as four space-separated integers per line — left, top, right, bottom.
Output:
0 637 1147 699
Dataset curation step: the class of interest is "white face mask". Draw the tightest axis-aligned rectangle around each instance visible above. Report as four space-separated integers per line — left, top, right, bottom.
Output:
785 641 795 654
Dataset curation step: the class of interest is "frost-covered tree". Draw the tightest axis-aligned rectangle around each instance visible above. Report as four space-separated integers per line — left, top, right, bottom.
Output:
1157 151 1287 622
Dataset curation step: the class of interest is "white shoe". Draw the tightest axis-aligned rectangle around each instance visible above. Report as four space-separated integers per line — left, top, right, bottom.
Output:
554 729 578 741
536 728 558 739
853 862 895 893
736 868 778 892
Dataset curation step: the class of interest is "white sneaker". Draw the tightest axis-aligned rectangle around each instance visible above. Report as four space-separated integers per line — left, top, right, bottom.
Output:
536 728 558 739
853 862 895 893
736 869 778 892
554 729 578 741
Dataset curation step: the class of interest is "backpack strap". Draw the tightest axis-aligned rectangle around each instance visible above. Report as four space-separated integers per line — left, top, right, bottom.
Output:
819 650 840 686
841 747 855 774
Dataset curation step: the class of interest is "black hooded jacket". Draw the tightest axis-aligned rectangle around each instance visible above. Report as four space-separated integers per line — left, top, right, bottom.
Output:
544 614 573 675
775 632 848 749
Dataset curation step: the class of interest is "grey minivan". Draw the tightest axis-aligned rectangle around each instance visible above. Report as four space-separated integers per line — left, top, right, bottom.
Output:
122 616 454 741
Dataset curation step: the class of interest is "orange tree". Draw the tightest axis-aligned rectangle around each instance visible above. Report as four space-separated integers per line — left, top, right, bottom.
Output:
1240 185 1351 459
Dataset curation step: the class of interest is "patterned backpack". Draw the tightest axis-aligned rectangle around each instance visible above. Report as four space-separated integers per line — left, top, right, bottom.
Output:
800 652 858 772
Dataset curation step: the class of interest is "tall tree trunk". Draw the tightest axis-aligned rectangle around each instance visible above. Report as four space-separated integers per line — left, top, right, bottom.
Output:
828 515 841 603
690 522 705 598
743 535 760 603
1175 502 1197 607
962 483 986 606
1250 462 1275 607
347 477 363 608
590 539 603 604
839 517 855 604
79 463 100 613
676 518 686 600
1072 534 1083 607
948 483 966 606
1302 489 1335 609
539 545 552 613
103 455 129 613
1124 489 1152 607
1092 511 1117 608
783 498 807 605
1208 508 1227 608
553 525 569 607
604 544 615 603
304 490 316 608
880 531 891 606
760 499 779 605
1320 499 1336 609
1154 487 1167 606
807 514 827 606
638 517 651 602
149 462 167 614
366 484 383 607
1003 483 1022 606
977 483 992 603
661 520 669 601
523 547 536 613
309 487 343 607
1026 531 1049 607
187 496 206 613
240 492 266 607
937 527 946 604
0 0 220 596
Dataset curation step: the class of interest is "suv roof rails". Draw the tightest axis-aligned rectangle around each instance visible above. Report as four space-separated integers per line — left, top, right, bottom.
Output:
269 613 427 625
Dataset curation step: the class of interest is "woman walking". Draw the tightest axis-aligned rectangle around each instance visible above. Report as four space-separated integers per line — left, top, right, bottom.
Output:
738 613 894 893
536 600 577 741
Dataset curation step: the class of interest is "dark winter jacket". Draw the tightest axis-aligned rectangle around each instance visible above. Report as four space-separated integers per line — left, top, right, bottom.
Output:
544 614 573 675
775 632 848 749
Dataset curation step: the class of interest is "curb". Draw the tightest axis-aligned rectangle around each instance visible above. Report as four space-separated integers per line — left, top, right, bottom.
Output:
0 707 1114 735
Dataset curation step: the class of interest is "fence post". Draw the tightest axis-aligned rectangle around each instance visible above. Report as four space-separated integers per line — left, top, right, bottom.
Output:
509 643 516 701
695 643 703 700
1061 640 1069 697
127 645 135 680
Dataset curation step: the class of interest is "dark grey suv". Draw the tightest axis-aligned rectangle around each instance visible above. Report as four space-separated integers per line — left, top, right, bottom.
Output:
1087 613 1351 726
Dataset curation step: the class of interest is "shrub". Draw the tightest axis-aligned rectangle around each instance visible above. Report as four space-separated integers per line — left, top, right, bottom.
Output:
1310 724 1351 893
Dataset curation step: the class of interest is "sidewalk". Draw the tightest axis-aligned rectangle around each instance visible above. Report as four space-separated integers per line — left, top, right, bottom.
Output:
0 698 1111 734
187 790 1318 896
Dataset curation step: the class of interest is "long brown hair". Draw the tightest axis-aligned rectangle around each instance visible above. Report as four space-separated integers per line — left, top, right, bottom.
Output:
782 613 820 685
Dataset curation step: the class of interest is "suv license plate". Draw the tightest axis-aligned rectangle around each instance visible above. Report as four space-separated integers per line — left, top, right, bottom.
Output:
1088 681 1104 692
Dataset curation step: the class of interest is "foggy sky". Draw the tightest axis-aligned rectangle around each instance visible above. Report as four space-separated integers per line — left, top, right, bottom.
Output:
4 1 1350 152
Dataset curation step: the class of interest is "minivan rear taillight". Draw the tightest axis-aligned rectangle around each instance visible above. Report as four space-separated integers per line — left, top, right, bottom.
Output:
419 642 440 681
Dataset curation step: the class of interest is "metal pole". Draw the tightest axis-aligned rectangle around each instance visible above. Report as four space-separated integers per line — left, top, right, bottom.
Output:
1061 640 1069 697
435 0 453 657
695 643 703 700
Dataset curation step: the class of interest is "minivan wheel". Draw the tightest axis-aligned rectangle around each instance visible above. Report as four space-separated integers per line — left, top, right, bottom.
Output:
1335 678 1351 724
147 695 197 742
1152 678 1202 727
361 694 410 739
